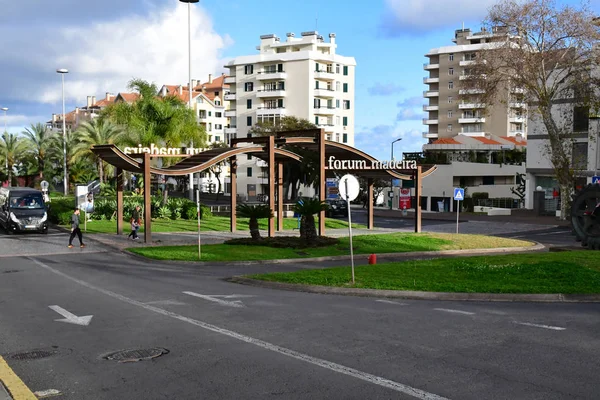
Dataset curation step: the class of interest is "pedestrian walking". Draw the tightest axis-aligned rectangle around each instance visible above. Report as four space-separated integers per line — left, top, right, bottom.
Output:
68 208 85 248
128 205 141 240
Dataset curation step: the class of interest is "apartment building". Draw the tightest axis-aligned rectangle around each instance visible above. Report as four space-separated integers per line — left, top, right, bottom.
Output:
423 27 526 142
223 31 356 201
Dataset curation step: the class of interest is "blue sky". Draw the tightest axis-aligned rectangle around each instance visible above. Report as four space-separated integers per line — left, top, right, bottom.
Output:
0 0 594 161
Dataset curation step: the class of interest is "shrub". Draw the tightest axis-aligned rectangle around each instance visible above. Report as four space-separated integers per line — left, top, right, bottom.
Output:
57 211 74 225
47 197 75 224
224 236 338 249
157 206 171 220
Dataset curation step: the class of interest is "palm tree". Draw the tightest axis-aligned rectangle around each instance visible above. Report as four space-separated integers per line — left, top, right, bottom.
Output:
73 119 123 184
0 132 26 185
236 204 273 240
293 198 329 243
22 123 56 179
47 129 79 193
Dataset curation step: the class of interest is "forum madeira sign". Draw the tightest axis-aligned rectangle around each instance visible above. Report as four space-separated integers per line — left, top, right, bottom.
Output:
123 144 205 156
327 156 417 170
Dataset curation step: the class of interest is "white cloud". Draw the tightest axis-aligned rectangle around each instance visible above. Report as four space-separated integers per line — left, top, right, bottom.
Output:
0 3 231 106
380 0 497 35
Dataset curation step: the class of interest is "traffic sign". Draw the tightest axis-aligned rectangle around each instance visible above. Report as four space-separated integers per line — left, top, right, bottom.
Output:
453 188 465 201
593 176 600 184
339 174 360 202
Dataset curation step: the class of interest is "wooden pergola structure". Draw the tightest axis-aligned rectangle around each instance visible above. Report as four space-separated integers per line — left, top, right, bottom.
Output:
91 129 436 243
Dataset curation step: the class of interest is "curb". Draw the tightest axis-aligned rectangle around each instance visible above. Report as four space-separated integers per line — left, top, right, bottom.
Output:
227 276 600 303
0 356 36 400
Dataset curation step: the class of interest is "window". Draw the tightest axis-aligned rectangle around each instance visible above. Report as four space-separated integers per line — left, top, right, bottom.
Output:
448 81 454 89
315 81 320 89
482 176 495 185
247 116 252 126
336 82 340 91
315 116 319 125
336 64 340 74
343 133 348 143
343 66 348 76
315 62 320 71
244 82 254 92
343 100 350 110
208 111 212 117
244 65 254 74
215 100 221 106
277 63 284 72
343 83 348 93
215 136 221 142
447 124 452 132
314 98 321 108
247 154 252 160
336 116 340 125
572 142 588 169
573 106 589 132
336 99 340 108
208 123 212 131
277 99 284 108
215 112 222 118
247 99 252 109
343 116 348 126
448 68 454 75
448 96 453 104
215 124 223 130
214 91 219 97
447 110 453 118
247 167 253 177
449 53 454 61
327 99 333 109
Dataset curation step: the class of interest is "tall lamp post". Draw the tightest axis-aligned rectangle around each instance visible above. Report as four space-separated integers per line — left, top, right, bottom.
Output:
1 107 8 182
57 68 69 196
390 138 402 209
180 0 199 200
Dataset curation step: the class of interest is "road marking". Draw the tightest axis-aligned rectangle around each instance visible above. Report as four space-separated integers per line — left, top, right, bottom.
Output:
29 257 449 400
0 250 107 258
0 356 37 399
514 322 566 331
434 308 475 316
211 294 256 299
183 292 246 308
376 299 409 305
34 388 62 398
48 305 94 326
145 299 187 306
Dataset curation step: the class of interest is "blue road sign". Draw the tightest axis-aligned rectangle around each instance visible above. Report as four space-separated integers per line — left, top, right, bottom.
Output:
453 188 465 201
593 176 600 184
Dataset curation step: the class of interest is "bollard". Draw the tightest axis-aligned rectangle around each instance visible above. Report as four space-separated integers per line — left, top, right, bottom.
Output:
368 254 377 265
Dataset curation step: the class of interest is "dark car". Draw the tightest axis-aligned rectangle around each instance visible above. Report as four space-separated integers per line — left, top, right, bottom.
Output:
326 199 348 218
0 188 49 234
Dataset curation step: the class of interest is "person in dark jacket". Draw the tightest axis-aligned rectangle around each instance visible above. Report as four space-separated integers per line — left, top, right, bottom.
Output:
68 208 85 248
128 205 141 240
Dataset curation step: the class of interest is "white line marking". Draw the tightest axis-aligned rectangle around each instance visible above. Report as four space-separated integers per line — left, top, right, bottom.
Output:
211 294 256 299
376 299 409 305
183 291 245 308
145 299 187 306
28 257 448 400
48 305 93 326
434 308 475 316
514 322 566 331
0 250 107 258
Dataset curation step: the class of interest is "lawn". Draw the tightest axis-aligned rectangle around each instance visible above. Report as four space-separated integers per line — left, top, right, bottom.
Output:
249 251 600 294
68 216 364 234
127 233 533 262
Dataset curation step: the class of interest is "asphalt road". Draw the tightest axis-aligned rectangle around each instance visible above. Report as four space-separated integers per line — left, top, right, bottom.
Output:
0 228 598 399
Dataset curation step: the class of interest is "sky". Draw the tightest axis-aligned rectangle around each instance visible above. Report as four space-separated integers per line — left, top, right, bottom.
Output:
0 0 594 161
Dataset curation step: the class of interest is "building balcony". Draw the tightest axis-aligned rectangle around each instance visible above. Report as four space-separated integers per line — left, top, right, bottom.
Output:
224 126 237 134
314 106 336 115
423 118 439 125
460 131 486 137
423 63 440 70
423 77 440 84
256 89 286 98
509 102 526 108
459 102 486 109
224 109 236 118
459 117 485 123
314 88 336 98
224 76 236 84
256 107 286 116
423 90 439 97
459 89 485 95
509 116 525 123
459 60 476 66
423 105 439 111
256 72 287 80
315 70 336 80
459 74 486 81
224 92 236 101
422 132 439 139
508 130 525 137
317 124 335 132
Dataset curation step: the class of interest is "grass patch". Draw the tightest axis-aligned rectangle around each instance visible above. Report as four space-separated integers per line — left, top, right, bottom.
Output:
249 251 600 294
68 216 364 234
127 233 532 262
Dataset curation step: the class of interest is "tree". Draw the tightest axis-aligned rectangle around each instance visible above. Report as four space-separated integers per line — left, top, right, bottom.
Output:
0 132 26 185
22 123 55 179
236 204 273 240
47 129 79 192
250 116 319 200
207 141 229 199
73 119 124 184
471 0 600 219
293 198 329 243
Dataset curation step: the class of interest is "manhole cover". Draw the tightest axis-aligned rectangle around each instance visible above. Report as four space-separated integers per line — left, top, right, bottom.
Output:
10 350 56 360
104 348 168 363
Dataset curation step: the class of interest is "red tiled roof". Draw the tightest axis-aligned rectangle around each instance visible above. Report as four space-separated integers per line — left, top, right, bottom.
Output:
473 137 502 145
197 74 229 90
117 93 140 103
432 138 461 145
499 136 527 145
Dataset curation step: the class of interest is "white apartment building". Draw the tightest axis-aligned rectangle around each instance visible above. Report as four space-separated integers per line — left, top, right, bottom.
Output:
223 31 356 201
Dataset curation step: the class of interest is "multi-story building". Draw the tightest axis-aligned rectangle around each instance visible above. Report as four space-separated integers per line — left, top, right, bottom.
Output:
423 26 526 142
223 31 356 200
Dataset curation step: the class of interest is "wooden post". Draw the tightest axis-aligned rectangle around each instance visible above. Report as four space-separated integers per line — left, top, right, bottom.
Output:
277 162 284 232
268 136 275 238
143 152 152 243
230 156 237 233
116 168 123 235
318 129 326 236
415 166 422 233
367 178 374 230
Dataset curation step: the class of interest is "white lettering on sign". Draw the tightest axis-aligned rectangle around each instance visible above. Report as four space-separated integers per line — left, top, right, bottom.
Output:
122 144 206 156
327 156 417 170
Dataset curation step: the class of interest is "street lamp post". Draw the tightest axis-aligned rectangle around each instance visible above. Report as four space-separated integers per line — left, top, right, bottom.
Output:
57 68 69 196
1 107 8 182
390 138 402 210
180 0 199 200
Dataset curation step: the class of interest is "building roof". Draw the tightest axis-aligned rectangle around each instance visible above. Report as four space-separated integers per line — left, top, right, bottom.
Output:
472 137 502 145
432 138 461 145
197 74 229 90
499 136 527 145
116 93 140 103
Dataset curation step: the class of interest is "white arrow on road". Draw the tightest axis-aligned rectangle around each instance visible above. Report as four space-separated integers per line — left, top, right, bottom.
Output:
48 305 93 326
183 292 247 308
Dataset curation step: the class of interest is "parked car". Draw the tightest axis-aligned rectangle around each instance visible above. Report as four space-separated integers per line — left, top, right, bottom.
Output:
0 187 49 234
326 199 348 218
